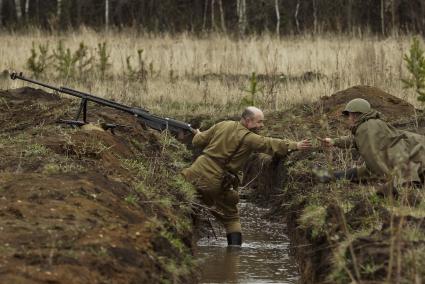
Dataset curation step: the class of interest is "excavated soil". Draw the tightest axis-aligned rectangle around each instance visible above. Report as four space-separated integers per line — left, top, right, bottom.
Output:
2 84 424 283
242 85 425 283
0 87 195 283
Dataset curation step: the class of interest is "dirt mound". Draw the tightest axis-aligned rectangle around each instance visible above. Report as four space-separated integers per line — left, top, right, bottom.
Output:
319 85 415 121
0 87 67 132
0 87 196 283
1 86 61 101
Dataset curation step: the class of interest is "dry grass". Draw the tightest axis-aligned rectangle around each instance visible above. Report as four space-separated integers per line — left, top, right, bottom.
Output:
0 28 422 118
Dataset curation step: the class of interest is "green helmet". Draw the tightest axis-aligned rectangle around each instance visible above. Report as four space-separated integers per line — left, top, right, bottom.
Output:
342 98 371 115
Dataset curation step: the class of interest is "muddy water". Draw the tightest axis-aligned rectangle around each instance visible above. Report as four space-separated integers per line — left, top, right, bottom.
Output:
196 202 299 284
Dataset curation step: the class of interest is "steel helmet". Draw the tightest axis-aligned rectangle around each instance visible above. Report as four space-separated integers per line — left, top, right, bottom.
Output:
342 98 371 115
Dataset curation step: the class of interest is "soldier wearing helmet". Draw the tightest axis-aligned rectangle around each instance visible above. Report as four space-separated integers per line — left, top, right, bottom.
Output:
318 98 425 191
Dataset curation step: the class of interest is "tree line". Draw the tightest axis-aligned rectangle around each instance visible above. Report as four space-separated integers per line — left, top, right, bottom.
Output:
0 0 424 35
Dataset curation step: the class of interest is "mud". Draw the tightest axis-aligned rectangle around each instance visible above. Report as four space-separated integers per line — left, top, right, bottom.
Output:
242 85 425 283
0 87 196 283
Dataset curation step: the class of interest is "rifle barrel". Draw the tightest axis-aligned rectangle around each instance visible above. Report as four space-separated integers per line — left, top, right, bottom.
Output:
10 72 194 134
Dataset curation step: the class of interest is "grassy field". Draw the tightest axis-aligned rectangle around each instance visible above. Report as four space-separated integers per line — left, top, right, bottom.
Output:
0 29 422 118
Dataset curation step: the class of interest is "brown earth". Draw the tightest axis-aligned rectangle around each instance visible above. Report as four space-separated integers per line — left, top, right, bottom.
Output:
242 85 425 283
2 84 423 283
0 87 196 283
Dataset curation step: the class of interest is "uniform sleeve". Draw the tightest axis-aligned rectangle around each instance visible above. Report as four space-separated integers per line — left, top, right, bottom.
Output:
192 124 217 148
244 132 298 156
355 123 391 176
333 135 354 149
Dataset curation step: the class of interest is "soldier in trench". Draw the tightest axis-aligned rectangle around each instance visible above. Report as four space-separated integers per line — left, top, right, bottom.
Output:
317 98 425 193
182 106 312 246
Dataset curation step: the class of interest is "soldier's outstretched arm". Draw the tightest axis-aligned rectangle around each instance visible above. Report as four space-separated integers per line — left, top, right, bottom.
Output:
318 135 354 149
245 133 311 156
296 139 312 150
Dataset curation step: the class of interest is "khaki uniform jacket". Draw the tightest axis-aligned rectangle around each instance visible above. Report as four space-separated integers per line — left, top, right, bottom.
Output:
334 110 425 185
182 121 298 189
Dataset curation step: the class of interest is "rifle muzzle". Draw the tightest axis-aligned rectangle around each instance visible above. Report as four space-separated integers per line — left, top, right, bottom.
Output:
10 72 19 80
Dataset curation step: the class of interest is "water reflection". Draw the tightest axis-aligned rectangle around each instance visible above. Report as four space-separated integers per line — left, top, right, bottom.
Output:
196 202 299 284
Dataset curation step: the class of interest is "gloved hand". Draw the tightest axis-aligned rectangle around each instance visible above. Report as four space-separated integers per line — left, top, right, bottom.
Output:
333 168 358 181
312 167 334 183
317 137 334 147
313 167 359 183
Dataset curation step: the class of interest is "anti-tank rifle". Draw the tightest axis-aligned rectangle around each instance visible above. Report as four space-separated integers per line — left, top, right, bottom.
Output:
10 72 195 139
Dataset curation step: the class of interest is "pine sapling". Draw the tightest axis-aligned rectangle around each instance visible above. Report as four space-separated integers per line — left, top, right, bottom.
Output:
96 41 112 80
241 72 262 107
402 37 425 103
52 40 78 79
26 42 52 78
74 42 94 77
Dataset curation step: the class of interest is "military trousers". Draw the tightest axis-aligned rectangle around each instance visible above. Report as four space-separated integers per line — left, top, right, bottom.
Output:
182 168 241 234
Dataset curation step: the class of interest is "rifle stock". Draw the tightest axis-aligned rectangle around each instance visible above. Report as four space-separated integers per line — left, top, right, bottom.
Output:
10 72 195 137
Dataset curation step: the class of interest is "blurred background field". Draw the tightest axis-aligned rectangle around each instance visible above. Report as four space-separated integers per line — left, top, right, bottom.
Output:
1 0 424 117
1 31 422 118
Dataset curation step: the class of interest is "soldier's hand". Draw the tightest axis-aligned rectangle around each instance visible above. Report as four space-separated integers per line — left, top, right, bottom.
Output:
317 137 334 147
296 139 312 150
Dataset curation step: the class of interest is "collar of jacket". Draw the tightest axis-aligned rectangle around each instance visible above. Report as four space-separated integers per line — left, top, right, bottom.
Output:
239 120 256 133
350 110 381 134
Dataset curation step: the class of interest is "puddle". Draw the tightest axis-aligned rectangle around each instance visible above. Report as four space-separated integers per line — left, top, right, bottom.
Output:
196 202 299 284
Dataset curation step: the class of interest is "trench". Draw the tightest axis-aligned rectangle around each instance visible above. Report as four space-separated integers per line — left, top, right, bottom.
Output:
196 202 299 284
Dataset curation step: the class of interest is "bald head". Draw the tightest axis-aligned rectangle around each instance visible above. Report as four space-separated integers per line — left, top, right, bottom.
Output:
241 106 263 120
240 106 264 133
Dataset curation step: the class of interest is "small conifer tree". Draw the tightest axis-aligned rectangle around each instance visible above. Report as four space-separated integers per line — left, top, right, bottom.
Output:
26 42 52 78
241 72 259 107
402 37 425 103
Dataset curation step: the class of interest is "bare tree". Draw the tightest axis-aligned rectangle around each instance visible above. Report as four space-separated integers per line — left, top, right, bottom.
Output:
14 0 22 21
211 0 216 31
57 0 62 19
105 0 109 30
202 0 208 31
295 0 300 33
218 0 226 33
0 0 3 25
25 0 30 21
390 0 398 34
380 0 385 35
346 0 353 32
422 1 425 34
275 0 280 36
237 0 247 36
0 0 422 35
312 0 318 34
76 0 82 26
